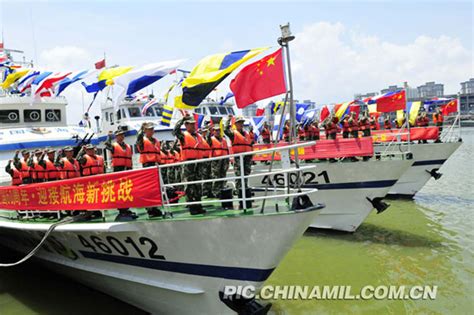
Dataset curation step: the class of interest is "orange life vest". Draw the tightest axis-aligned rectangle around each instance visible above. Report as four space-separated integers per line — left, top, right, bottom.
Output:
384 120 392 129
112 142 132 168
139 137 161 164
173 151 181 163
232 130 253 153
200 137 211 159
82 154 104 176
44 159 59 181
11 166 22 186
359 119 370 131
342 120 350 133
211 136 229 157
325 122 337 137
181 131 207 160
31 157 45 180
60 158 80 179
283 126 290 141
261 127 270 141
312 125 320 137
19 159 30 180
298 127 305 139
349 119 358 132
433 113 444 124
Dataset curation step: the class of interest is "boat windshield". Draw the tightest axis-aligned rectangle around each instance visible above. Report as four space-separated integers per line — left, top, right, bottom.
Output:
144 105 162 117
128 107 143 118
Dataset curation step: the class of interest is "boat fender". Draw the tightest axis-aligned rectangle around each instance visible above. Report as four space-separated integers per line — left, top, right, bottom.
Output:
366 197 390 214
218 290 272 315
0 213 88 267
426 168 442 180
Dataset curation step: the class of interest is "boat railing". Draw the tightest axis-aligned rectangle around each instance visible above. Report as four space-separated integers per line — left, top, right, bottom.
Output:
158 141 319 213
441 114 462 143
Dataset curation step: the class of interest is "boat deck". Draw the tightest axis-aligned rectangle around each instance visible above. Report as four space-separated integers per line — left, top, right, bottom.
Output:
0 196 282 224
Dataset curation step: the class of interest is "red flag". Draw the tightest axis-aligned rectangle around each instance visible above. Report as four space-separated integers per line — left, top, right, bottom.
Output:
230 48 286 109
320 106 330 121
95 59 106 70
375 90 406 113
441 99 457 115
0 42 4 50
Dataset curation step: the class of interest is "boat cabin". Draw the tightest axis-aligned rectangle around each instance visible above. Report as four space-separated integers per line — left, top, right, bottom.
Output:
0 95 68 129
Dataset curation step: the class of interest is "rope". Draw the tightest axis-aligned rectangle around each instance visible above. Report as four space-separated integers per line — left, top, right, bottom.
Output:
0 213 86 267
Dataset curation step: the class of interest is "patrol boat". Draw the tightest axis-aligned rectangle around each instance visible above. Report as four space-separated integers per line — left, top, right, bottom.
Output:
249 138 413 232
0 143 323 315
97 96 235 145
374 123 462 198
0 94 95 184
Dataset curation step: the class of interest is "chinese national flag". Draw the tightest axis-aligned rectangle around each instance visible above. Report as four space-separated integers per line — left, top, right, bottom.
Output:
376 90 406 113
230 48 286 109
95 59 106 70
441 99 457 115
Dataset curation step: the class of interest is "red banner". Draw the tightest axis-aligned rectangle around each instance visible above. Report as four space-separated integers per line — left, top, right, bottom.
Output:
253 138 374 161
372 127 439 142
0 167 162 211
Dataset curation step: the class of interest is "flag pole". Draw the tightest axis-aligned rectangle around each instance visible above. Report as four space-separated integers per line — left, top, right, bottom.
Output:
405 88 410 146
457 92 461 140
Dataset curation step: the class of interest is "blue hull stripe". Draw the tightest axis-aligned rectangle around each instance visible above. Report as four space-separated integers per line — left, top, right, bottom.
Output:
80 251 275 282
412 159 446 166
252 179 397 191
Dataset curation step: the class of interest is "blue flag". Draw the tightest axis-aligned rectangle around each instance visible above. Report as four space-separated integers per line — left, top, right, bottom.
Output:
295 103 310 122
219 92 234 105
251 116 265 139
56 70 90 96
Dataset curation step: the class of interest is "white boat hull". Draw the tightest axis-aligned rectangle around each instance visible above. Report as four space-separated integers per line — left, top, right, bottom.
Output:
376 142 462 198
0 208 319 314
250 159 412 232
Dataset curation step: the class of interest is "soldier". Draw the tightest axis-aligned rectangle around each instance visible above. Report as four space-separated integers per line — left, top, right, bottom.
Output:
136 122 162 217
169 140 182 186
13 149 32 184
297 123 305 141
324 116 339 140
359 112 371 137
5 160 22 186
369 115 379 130
433 108 444 143
39 148 59 181
199 125 213 198
28 149 46 183
56 146 81 180
312 121 320 140
261 122 271 144
173 115 206 215
341 116 350 138
225 115 254 198
77 144 105 176
105 129 137 221
282 120 290 142
383 116 392 130
209 124 230 198
348 112 359 138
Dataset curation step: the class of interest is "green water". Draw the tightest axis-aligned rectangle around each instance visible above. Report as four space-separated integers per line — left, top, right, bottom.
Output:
1 130 473 315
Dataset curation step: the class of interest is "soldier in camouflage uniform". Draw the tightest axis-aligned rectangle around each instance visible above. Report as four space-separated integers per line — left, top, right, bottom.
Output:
199 125 213 198
173 116 206 215
208 125 230 197
224 115 254 192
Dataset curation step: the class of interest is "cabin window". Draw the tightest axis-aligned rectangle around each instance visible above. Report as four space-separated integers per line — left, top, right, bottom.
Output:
110 113 114 123
228 107 235 115
0 110 20 123
218 107 227 115
45 109 61 122
105 112 109 122
208 107 219 115
117 109 122 120
145 107 155 117
128 107 142 118
24 109 42 123
154 107 163 117
195 108 202 114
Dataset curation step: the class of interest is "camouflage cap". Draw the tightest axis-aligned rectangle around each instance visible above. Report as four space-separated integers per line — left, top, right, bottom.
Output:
212 125 221 130
63 146 74 152
235 116 246 123
47 148 56 153
21 149 30 155
114 129 126 136
84 144 95 150
143 122 155 129
184 116 196 124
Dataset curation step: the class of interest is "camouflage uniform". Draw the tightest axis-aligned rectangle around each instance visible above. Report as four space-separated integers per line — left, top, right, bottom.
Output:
173 118 202 204
224 118 254 191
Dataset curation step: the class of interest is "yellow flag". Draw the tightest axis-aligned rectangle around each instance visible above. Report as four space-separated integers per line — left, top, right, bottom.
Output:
98 66 133 85
409 101 421 126
396 110 405 126
1 69 29 88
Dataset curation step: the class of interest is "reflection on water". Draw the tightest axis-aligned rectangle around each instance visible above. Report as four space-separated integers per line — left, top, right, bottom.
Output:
0 130 473 314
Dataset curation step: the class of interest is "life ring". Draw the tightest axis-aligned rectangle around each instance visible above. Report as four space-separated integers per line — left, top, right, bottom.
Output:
46 111 58 121
8 112 18 121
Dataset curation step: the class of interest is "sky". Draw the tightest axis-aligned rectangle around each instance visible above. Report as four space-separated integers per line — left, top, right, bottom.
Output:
1 0 473 123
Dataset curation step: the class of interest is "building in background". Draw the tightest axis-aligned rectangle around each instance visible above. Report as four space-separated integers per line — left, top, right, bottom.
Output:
417 81 444 98
354 92 378 100
461 78 474 95
460 78 474 113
